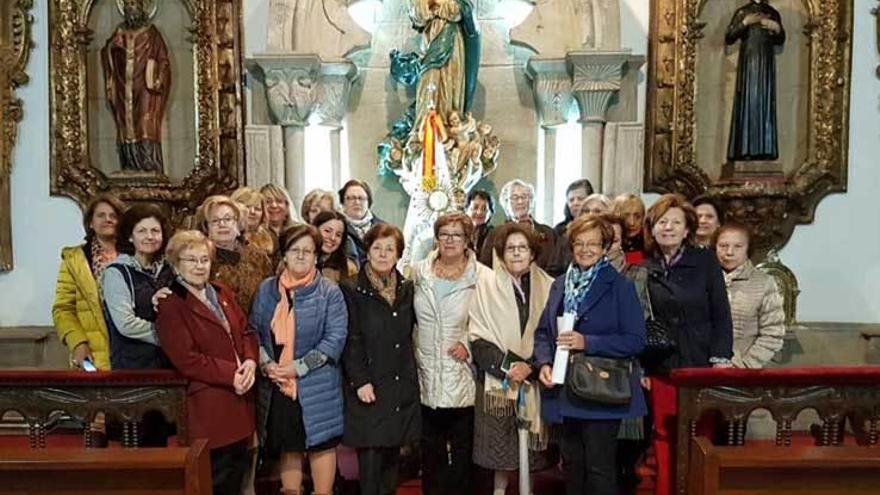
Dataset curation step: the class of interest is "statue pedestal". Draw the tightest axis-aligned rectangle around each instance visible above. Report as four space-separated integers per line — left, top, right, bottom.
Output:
721 160 785 182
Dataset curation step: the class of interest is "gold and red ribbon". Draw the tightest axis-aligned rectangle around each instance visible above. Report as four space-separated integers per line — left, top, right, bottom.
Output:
421 110 447 191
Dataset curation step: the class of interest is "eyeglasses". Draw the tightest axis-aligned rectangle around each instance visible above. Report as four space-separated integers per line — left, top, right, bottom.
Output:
573 241 604 251
505 245 530 254
209 216 236 226
437 232 465 243
510 194 531 202
345 196 368 203
287 248 316 258
179 257 211 266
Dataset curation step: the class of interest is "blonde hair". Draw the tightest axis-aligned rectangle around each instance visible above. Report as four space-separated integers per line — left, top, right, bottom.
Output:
193 195 242 234
612 193 645 216
231 186 264 209
301 189 336 220
260 183 299 226
166 230 216 269
583 193 612 214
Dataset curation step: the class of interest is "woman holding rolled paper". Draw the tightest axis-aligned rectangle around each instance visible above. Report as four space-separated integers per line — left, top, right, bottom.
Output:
533 215 646 495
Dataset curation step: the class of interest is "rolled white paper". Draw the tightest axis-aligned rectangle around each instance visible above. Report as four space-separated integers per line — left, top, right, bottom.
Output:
551 313 576 384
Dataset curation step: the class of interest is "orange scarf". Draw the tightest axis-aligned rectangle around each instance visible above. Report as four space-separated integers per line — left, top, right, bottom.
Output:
270 268 317 399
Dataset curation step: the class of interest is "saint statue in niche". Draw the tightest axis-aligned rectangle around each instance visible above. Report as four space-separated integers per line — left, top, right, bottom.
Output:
725 0 785 163
101 0 171 173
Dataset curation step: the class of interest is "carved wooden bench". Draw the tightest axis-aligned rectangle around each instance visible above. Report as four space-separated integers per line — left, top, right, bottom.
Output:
671 367 880 495
0 370 188 447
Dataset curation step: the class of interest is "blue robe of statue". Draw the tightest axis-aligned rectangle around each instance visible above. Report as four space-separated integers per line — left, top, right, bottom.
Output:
725 1 785 162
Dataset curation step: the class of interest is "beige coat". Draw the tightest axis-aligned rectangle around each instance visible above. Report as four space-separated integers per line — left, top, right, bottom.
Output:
724 261 785 368
413 250 488 409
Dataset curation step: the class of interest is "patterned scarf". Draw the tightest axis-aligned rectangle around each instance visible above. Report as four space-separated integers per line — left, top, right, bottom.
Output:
365 264 397 306
564 256 610 314
659 245 686 270
89 240 116 286
270 267 317 399
344 209 374 241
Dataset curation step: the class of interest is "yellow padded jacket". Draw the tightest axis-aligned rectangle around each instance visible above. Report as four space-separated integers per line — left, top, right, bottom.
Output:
52 245 111 370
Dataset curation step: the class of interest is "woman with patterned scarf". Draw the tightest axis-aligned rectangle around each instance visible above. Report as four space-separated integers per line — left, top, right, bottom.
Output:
533 215 647 495
338 179 385 268
468 223 556 495
249 225 348 495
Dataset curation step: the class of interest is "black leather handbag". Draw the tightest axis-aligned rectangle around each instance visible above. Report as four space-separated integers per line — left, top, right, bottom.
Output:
566 354 633 405
644 282 677 356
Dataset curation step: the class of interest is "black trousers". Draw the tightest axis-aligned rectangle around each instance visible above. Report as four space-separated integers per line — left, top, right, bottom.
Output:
559 418 621 495
210 439 250 495
357 447 401 495
420 406 474 495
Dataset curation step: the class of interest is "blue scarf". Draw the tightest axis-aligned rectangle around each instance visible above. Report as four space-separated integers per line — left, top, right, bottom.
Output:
563 257 610 314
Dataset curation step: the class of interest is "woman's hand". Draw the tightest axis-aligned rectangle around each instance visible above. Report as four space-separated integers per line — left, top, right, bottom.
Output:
556 331 585 351
712 362 734 369
151 287 172 311
268 361 298 380
357 383 376 404
72 342 94 367
538 365 554 388
234 359 257 395
448 342 469 362
640 377 652 390
507 362 532 384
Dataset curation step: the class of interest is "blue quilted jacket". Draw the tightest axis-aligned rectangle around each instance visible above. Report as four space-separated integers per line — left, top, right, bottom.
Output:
249 273 348 447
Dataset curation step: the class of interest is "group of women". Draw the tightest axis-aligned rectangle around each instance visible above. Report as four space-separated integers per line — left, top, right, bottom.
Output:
52 177 785 495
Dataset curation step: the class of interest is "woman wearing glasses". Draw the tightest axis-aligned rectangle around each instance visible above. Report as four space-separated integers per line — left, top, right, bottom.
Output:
533 215 646 495
156 230 259 495
469 223 556 495
192 195 273 314
250 225 348 495
412 213 489 495
479 179 557 274
339 180 385 267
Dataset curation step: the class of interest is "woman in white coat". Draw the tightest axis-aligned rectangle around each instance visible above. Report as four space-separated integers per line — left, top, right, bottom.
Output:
413 213 489 495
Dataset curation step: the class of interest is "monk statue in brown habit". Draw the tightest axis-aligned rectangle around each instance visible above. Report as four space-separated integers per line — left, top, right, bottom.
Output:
101 0 171 173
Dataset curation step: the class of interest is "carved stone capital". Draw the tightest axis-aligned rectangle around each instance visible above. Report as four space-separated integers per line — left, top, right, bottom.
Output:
566 50 634 123
249 54 321 127
525 58 575 128
315 61 359 129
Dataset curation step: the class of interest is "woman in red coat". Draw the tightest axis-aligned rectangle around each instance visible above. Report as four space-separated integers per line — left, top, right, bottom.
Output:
156 230 259 495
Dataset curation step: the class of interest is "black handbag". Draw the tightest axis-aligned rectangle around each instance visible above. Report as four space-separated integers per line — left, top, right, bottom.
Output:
644 282 677 356
566 354 633 405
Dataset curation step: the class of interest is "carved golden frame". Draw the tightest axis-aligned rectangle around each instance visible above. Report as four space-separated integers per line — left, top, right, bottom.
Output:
49 0 245 220
0 0 34 272
644 0 853 258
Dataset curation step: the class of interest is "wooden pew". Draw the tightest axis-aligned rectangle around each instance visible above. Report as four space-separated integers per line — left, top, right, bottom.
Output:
0 439 211 495
689 436 880 495
671 366 880 495
0 370 187 447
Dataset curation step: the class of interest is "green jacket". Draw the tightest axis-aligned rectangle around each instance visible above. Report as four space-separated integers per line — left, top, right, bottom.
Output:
52 245 111 370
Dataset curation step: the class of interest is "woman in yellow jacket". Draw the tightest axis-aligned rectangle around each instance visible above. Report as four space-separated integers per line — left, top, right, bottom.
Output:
52 195 125 370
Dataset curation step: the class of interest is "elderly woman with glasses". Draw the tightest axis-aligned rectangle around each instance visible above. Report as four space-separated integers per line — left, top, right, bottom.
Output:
190 195 273 314
412 213 490 495
156 230 259 495
250 225 348 495
469 223 556 495
479 179 557 274
533 215 646 495
339 179 385 268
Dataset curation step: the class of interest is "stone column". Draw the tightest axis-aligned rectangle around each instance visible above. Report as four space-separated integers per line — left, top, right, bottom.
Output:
248 54 321 205
567 51 630 191
315 61 359 189
526 58 575 218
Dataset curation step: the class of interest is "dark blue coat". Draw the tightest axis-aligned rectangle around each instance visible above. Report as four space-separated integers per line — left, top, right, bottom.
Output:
533 265 647 423
249 273 348 448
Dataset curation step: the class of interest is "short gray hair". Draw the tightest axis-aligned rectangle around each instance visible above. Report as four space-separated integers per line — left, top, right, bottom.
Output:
498 179 536 220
